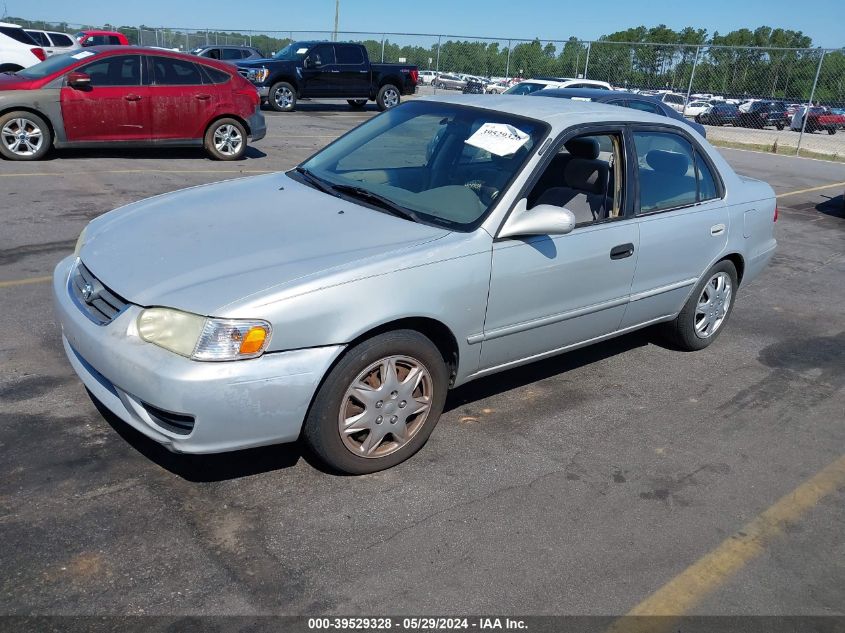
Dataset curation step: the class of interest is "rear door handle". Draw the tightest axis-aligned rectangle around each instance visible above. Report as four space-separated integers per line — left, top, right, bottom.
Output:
195 94 211 100
610 243 635 260
124 94 142 102
711 223 726 236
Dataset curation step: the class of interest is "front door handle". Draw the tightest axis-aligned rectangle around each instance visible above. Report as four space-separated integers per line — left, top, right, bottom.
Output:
610 243 635 260
124 94 142 102
195 94 211 100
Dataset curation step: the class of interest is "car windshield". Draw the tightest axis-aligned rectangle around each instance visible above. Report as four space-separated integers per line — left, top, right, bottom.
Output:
504 82 547 95
16 52 85 79
273 43 308 60
297 100 548 230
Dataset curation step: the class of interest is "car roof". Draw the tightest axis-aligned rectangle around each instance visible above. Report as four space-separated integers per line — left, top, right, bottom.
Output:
76 46 240 71
534 87 660 101
78 30 124 35
418 93 681 128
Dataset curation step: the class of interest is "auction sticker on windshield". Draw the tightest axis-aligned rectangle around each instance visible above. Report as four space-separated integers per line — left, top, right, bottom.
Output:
465 123 529 156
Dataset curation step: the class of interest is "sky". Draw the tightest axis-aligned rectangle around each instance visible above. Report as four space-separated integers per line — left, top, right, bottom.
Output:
9 0 844 48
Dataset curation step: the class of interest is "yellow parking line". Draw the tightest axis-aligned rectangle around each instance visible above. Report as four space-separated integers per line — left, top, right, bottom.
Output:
0 275 53 289
0 169 273 178
777 181 845 198
606 453 845 633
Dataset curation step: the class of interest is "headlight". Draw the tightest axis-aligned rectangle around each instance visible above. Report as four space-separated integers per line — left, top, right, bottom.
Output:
137 308 271 361
73 226 88 257
247 67 269 83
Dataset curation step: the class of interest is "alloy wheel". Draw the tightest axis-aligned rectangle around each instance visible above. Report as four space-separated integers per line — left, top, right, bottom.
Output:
382 88 400 108
1 117 43 157
212 124 243 156
273 86 293 109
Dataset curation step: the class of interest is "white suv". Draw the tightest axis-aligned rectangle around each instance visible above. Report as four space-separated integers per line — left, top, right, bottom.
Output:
0 22 46 71
24 29 80 57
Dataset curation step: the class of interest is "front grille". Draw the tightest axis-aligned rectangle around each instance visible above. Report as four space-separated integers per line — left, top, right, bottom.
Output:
69 261 129 326
142 403 195 436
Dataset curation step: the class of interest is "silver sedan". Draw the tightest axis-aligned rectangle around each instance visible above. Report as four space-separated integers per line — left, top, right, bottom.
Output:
54 95 777 473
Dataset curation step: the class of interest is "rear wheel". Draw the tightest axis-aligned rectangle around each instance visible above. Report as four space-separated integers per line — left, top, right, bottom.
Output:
662 260 738 351
827 127 836 135
268 81 296 112
302 330 449 474
0 111 51 161
204 118 247 161
376 84 401 111
347 99 367 108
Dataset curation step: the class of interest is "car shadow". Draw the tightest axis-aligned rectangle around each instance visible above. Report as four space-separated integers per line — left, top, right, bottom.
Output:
816 194 844 219
262 101 379 114
45 145 268 161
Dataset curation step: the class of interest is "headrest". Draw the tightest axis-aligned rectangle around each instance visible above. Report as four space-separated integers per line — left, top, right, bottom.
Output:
646 150 689 177
564 137 600 160
564 158 607 194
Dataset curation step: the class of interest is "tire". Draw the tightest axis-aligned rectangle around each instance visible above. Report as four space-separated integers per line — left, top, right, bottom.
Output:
376 84 401 111
437 82 446 89
775 122 784 130
303 330 450 474
203 118 247 161
0 111 52 161
662 260 738 352
347 99 367 108
827 127 836 135
268 81 296 112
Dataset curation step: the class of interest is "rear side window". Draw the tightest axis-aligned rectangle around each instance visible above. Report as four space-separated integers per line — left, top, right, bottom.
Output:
336 45 364 64
1 26 37 44
107 35 122 45
48 33 74 47
626 100 661 115
199 64 232 84
204 48 221 59
152 56 203 85
221 48 243 60
26 31 50 46
79 55 141 87
633 131 698 213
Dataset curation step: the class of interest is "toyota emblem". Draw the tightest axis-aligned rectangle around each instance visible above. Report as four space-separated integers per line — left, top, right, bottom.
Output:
81 282 95 302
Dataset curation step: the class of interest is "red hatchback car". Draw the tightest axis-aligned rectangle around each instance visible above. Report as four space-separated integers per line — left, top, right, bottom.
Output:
0 47 266 160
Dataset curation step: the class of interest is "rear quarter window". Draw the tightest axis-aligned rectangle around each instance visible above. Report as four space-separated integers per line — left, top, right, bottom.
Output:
48 33 74 47
199 64 232 84
1 26 37 44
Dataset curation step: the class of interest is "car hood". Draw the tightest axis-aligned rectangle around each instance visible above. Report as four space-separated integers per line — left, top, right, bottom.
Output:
80 173 450 315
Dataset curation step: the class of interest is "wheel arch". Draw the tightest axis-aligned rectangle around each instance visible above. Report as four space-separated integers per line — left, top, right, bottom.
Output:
0 106 56 144
720 252 745 285
205 113 250 136
377 75 401 90
269 75 301 95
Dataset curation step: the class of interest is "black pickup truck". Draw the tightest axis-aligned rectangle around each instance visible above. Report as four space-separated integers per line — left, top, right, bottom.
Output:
236 41 418 112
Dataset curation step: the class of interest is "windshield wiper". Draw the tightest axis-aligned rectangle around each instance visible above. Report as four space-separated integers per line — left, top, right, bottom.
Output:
331 184 421 223
293 166 336 195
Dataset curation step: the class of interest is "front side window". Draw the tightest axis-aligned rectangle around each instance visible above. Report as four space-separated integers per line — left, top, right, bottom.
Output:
78 55 140 87
221 48 242 60
633 131 697 213
299 101 547 230
308 44 336 67
527 132 625 226
152 56 202 85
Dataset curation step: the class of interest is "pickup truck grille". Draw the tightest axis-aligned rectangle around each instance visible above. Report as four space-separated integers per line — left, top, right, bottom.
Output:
69 261 129 326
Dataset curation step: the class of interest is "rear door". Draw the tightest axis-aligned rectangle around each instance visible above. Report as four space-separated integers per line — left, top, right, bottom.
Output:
335 44 370 97
147 55 216 140
60 54 151 142
620 127 728 328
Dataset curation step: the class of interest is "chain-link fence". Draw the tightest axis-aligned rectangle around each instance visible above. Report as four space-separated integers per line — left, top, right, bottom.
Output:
10 19 845 159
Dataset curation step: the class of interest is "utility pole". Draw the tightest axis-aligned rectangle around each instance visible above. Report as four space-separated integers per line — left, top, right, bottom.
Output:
333 0 339 42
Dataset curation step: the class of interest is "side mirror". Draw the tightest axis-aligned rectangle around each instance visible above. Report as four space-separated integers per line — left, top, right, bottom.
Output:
67 71 92 89
303 56 311 69
498 198 576 239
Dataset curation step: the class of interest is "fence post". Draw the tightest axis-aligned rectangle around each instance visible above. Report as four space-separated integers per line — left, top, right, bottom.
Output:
683 45 701 115
796 50 826 156
584 42 591 78
185 32 188 51
434 35 442 94
505 39 512 78
381 35 385 63
138 27 142 46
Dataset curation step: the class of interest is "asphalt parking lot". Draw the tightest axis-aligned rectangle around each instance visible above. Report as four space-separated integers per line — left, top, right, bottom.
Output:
1 103 844 618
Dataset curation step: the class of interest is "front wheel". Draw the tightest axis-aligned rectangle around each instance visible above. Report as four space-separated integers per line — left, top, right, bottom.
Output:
0 111 52 161
347 99 367 109
268 81 296 112
302 330 449 474
204 118 247 160
662 260 738 351
827 127 836 135
775 122 784 130
376 84 401 111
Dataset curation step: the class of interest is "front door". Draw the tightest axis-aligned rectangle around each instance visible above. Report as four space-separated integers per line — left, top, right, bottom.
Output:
147 55 217 140
301 43 338 97
620 128 729 328
480 130 639 371
60 54 151 142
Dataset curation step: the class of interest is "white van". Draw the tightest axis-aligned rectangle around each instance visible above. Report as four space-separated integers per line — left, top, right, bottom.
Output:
0 22 46 71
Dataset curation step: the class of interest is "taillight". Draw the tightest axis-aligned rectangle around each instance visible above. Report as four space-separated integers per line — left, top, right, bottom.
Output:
410 69 419 85
774 206 778 222
31 47 46 61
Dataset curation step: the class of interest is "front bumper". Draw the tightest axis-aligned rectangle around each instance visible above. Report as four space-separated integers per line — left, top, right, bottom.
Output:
256 85 270 98
53 256 344 454
248 105 266 142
